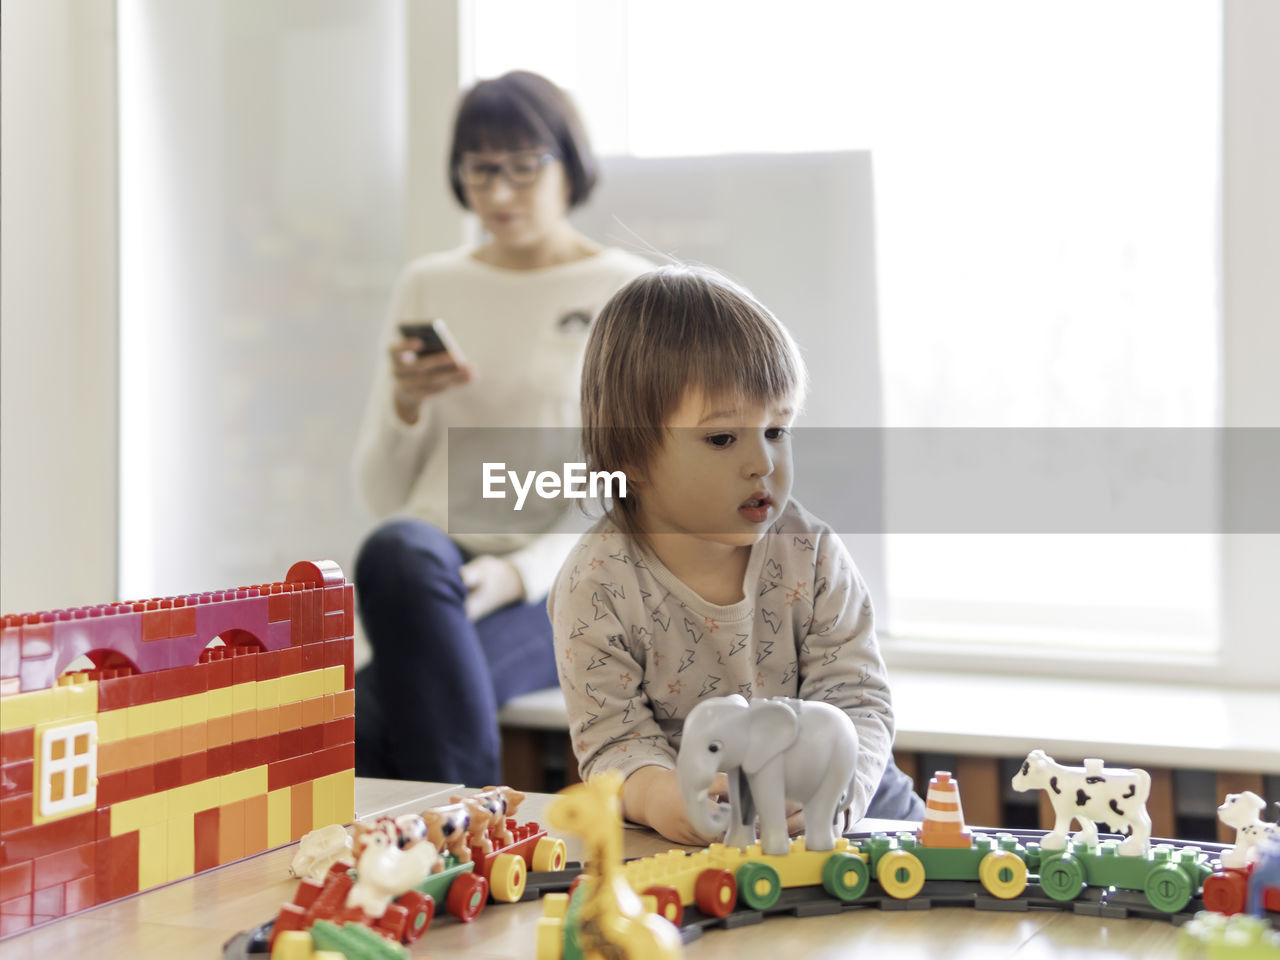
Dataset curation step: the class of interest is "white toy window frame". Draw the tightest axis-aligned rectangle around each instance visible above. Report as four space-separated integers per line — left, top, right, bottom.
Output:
38 720 98 818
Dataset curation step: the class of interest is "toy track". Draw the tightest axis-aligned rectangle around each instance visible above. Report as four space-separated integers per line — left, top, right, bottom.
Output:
224 830 1279 958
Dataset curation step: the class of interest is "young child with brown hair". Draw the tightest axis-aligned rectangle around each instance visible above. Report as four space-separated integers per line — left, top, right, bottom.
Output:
549 264 922 845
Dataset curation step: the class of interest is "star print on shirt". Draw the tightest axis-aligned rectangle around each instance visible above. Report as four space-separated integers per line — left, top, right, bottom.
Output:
667 678 684 696
703 616 719 632
588 556 604 570
618 671 633 690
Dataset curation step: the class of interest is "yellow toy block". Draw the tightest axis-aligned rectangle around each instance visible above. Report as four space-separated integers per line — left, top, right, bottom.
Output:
331 769 355 824
207 685 234 719
167 814 195 882
278 672 305 705
127 700 164 738
257 676 281 709
96 707 128 743
0 689 49 731
233 680 257 714
311 772 333 829
322 665 345 695
271 931 314 960
170 781 217 818
267 787 292 847
298 668 325 702
137 820 168 891
63 680 98 721
111 791 168 837
220 766 268 805
180 692 208 725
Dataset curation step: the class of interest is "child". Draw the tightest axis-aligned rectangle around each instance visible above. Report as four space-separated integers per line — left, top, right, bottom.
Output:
549 264 921 846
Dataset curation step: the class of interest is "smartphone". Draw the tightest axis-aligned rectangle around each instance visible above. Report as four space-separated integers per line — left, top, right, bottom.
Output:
397 319 465 364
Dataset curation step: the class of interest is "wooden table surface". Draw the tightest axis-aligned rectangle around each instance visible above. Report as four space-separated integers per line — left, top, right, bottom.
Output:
1 778 1192 959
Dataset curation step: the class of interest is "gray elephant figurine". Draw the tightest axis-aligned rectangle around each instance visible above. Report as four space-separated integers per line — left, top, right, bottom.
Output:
676 694 859 856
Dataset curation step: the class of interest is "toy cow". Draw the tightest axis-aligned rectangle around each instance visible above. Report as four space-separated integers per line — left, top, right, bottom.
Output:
1012 749 1152 855
345 818 439 918
1218 791 1280 869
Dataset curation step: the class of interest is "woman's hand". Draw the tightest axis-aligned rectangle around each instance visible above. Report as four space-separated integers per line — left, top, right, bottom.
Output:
459 555 523 620
622 766 728 847
389 338 474 424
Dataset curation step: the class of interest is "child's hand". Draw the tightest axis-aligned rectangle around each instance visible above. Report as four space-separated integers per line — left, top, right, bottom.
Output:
622 766 727 847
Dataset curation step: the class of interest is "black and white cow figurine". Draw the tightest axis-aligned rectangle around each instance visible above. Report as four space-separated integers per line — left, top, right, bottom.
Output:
1012 749 1152 855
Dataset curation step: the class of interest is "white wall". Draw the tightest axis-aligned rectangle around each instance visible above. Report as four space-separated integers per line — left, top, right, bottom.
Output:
1 0 118 612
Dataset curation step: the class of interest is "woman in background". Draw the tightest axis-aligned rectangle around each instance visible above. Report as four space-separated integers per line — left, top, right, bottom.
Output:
352 70 651 785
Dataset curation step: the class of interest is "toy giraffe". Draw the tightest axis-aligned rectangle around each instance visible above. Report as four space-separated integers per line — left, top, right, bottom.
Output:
547 772 682 960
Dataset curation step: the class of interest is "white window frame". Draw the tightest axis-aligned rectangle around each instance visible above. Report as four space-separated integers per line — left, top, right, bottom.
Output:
38 720 98 818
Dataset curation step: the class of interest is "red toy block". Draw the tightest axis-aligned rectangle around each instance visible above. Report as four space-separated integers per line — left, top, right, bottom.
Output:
0 792 32 831
63 873 97 913
232 652 257 685
279 645 303 677
96 677 132 711
278 728 303 761
299 722 324 756
193 807 220 873
154 757 182 792
31 883 64 920
206 744 235 779
174 662 207 696
97 770 130 806
179 751 207 786
301 640 324 673
0 863 32 901
124 763 156 800
99 831 139 902
94 806 111 840
170 605 197 638
205 656 234 690
268 592 292 624
1 758 34 797
141 609 170 642
33 842 94 889
0 894 32 931
257 649 283 681
286 560 344 588
323 716 355 749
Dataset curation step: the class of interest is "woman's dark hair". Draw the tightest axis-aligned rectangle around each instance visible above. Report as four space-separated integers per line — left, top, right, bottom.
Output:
448 71 598 209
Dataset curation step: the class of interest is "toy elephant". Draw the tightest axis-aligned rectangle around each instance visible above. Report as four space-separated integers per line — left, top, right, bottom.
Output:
676 694 859 856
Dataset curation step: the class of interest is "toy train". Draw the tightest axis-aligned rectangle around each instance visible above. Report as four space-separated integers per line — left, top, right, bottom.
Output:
536 760 1279 960
265 786 566 957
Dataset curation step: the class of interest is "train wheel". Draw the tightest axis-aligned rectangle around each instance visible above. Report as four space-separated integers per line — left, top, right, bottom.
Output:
447 871 489 922
821 853 870 902
876 849 926 900
694 869 738 918
1144 863 1193 913
644 885 684 926
532 837 568 873
1038 854 1085 901
490 852 528 902
735 862 782 910
978 851 1028 900
1202 871 1246 915
396 890 435 943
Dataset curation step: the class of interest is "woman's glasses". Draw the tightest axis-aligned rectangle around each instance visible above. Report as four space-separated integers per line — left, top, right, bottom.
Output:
457 151 557 189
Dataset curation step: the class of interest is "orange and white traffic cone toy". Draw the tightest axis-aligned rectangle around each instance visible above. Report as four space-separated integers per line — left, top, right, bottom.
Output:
917 770 972 848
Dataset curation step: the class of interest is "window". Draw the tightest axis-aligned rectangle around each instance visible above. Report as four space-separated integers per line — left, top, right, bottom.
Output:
467 1 1223 677
37 720 98 819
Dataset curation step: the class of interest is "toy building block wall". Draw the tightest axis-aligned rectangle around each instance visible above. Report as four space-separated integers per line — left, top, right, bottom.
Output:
0 560 356 938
